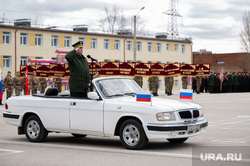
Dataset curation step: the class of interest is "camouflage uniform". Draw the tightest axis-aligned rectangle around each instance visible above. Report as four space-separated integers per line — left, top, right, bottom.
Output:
29 74 39 95
181 76 188 89
164 76 172 95
53 78 62 93
195 76 201 94
170 76 174 95
148 76 159 96
39 77 47 94
13 73 23 96
133 76 143 88
4 72 14 99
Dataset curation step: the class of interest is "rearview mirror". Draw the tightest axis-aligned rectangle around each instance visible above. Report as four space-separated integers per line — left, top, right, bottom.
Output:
87 92 100 100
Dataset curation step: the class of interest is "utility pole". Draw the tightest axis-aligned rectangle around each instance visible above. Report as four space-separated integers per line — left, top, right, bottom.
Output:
162 0 182 38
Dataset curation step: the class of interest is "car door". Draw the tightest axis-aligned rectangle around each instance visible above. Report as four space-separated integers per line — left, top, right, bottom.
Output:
69 98 104 135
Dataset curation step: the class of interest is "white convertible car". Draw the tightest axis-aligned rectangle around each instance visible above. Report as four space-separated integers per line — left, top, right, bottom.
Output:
3 77 207 150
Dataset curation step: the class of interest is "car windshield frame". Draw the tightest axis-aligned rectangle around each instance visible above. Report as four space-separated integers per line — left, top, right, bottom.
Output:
94 77 144 99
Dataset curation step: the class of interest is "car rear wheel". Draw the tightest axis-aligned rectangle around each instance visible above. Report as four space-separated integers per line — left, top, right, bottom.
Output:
167 137 188 143
119 119 148 150
71 134 87 138
24 116 48 142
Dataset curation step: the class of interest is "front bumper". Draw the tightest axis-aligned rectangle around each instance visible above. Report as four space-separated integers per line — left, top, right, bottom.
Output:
144 119 208 139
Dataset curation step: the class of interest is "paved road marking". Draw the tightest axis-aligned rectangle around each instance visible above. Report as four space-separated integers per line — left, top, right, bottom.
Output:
0 149 24 156
1 140 250 162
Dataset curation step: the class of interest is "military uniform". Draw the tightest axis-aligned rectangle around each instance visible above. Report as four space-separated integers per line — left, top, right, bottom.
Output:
53 78 62 93
164 76 172 95
209 73 214 93
133 76 143 88
39 77 47 93
170 76 174 95
29 75 39 95
13 74 23 96
65 41 90 97
181 76 188 89
4 73 14 99
148 76 159 96
195 76 201 94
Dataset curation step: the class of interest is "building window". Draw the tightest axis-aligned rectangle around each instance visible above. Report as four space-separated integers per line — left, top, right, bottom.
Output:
3 56 12 68
51 35 59 47
104 59 110 62
137 42 142 52
3 32 11 44
175 79 179 87
157 43 161 53
147 42 152 52
114 40 120 50
166 44 170 51
79 37 86 49
20 33 29 45
21 56 29 65
175 44 178 52
91 38 97 49
104 39 110 50
127 60 132 63
182 45 185 54
35 34 43 46
126 41 132 51
64 36 71 48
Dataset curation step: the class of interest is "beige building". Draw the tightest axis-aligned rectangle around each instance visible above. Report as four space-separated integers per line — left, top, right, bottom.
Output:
0 20 193 92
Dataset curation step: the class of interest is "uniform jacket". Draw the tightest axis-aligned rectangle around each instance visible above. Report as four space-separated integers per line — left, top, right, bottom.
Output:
65 50 90 92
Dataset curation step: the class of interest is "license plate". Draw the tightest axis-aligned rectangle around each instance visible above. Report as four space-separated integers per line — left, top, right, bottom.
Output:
188 124 200 131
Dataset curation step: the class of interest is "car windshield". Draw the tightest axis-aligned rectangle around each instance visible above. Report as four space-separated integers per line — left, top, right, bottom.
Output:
96 78 143 98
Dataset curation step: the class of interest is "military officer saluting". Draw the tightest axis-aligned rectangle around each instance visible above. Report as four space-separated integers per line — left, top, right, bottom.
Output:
4 71 14 99
13 71 23 96
65 41 90 97
29 71 39 95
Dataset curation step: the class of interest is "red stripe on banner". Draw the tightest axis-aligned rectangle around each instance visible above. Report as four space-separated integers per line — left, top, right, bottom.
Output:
137 98 151 102
180 96 192 100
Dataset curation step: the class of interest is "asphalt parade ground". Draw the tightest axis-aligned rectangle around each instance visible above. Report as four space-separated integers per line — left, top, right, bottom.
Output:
0 91 250 166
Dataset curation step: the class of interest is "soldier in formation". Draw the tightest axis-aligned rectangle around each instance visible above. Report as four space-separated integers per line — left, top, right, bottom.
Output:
53 77 62 93
164 76 173 95
29 71 40 95
39 77 47 93
148 76 159 96
133 75 143 88
4 71 14 99
13 71 23 96
181 76 188 89
195 75 201 94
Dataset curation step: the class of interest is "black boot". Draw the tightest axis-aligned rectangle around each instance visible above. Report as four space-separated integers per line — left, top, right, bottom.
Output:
0 99 3 105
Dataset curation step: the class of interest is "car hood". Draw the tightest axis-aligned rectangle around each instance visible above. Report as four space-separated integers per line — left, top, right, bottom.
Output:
109 96 201 111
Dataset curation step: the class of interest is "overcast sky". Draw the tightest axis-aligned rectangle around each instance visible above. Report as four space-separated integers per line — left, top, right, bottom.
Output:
0 0 249 53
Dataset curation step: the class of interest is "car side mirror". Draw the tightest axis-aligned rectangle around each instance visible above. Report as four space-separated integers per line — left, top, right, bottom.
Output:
87 92 100 100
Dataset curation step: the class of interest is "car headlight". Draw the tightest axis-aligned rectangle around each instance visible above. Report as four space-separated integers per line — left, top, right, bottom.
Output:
156 112 176 121
199 109 204 117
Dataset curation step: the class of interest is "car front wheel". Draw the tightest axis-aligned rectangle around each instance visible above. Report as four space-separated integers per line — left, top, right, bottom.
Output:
119 119 148 150
24 116 48 142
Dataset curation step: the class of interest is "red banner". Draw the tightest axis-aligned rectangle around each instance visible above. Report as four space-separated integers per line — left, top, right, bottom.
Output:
151 63 165 76
165 63 181 76
36 65 50 77
180 64 196 76
49 64 65 77
134 63 151 75
99 62 120 76
195 64 210 76
119 62 135 76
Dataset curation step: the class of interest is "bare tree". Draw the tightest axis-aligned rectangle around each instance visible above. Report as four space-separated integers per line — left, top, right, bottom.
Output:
240 10 250 72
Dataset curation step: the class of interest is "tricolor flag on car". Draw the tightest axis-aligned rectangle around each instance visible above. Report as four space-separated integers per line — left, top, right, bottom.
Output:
136 94 151 102
179 89 193 100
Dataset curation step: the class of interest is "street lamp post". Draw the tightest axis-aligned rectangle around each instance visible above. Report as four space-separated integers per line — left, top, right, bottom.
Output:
133 7 145 62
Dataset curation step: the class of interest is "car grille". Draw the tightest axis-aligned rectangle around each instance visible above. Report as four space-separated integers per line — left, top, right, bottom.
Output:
178 110 199 119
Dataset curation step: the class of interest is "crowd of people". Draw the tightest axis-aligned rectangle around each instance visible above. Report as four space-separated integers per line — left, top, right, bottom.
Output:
192 72 250 94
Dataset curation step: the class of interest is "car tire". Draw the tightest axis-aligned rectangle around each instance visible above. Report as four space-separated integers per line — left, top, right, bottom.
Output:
71 134 87 138
24 116 48 142
167 137 188 143
119 119 148 150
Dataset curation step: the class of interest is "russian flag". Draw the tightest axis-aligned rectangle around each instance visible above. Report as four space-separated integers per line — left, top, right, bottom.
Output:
136 94 151 102
180 89 193 100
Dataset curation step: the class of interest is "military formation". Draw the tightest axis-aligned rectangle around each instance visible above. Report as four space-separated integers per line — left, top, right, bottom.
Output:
2 70 62 100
